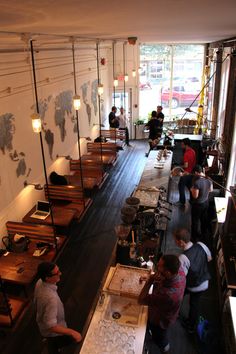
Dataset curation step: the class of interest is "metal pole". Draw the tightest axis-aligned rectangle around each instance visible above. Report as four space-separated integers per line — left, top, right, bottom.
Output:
72 41 85 208
30 39 58 252
123 42 126 113
112 41 116 106
96 42 103 166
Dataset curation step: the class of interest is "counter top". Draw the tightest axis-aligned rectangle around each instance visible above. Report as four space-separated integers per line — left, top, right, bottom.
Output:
214 197 228 224
79 267 148 354
229 297 236 340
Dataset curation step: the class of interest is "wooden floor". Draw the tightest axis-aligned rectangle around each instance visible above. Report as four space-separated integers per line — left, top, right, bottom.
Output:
0 140 223 354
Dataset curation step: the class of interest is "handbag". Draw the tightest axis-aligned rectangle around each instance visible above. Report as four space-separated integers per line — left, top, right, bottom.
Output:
2 234 29 253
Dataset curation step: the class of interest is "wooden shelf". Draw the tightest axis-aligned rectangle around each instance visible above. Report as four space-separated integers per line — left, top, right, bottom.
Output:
221 236 236 290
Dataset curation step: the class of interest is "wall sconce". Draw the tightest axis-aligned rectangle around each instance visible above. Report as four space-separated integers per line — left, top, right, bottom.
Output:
31 113 42 133
124 74 129 82
98 83 104 96
113 78 118 87
132 69 136 78
24 180 43 190
56 154 71 160
73 95 81 110
81 137 92 141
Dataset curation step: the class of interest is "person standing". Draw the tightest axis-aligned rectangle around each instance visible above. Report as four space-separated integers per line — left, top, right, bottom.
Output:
34 262 82 354
156 105 164 137
138 255 186 353
108 106 119 128
190 165 213 242
175 138 196 206
174 228 212 333
145 110 160 156
118 107 130 146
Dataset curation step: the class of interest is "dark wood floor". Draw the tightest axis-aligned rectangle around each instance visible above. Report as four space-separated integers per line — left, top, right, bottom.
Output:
0 140 223 354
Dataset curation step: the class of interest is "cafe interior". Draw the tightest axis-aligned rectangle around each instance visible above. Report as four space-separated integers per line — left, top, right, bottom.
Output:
0 1 236 353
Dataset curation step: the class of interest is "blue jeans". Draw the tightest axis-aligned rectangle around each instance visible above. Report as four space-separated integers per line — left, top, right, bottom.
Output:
178 174 193 204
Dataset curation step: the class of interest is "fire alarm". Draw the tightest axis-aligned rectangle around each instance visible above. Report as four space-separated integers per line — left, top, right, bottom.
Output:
101 58 106 65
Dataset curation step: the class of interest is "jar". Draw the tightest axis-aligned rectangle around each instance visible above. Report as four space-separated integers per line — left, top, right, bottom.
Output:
125 197 140 211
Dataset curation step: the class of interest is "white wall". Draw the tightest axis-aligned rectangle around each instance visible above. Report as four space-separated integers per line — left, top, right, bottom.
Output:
0 42 109 239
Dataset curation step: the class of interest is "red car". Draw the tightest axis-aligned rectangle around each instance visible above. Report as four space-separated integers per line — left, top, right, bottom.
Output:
139 82 152 90
161 85 199 108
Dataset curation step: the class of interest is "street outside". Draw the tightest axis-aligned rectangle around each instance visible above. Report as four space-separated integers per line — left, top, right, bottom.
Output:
139 84 199 123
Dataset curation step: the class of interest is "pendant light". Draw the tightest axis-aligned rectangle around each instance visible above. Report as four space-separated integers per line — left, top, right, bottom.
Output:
31 113 42 133
98 83 104 96
73 94 81 110
113 77 118 87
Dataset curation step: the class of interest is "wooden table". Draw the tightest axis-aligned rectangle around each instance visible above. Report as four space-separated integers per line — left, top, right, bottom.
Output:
0 241 58 287
22 205 77 227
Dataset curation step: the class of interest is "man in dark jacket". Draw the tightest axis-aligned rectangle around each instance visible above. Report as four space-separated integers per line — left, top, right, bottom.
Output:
108 106 119 128
174 228 212 333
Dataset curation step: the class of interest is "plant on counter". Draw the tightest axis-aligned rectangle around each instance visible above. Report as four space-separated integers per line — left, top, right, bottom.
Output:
134 119 145 125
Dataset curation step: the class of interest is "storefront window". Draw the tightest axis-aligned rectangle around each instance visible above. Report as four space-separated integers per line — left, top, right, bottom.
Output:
139 44 204 122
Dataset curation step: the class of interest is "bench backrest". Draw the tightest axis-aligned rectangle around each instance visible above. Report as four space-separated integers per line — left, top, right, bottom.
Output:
87 142 118 153
6 221 55 243
44 184 84 203
101 129 125 140
70 159 103 172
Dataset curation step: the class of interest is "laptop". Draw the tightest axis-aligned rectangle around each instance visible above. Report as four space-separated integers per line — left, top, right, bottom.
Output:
30 201 51 220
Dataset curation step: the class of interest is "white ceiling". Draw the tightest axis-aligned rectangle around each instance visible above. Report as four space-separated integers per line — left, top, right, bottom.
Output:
0 0 236 44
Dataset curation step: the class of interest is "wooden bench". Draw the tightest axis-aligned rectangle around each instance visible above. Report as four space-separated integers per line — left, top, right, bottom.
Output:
44 184 92 220
87 142 119 154
81 153 116 166
69 159 108 188
101 129 126 141
6 221 66 258
0 277 28 327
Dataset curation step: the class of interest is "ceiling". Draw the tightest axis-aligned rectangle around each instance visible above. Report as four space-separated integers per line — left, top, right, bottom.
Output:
0 0 236 45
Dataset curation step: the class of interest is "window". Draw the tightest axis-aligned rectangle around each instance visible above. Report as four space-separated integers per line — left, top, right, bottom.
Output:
139 44 204 121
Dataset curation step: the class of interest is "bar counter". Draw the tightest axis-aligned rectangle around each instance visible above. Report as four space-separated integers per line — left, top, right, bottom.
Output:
79 267 148 354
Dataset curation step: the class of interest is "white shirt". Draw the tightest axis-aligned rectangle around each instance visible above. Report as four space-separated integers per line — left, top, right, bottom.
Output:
179 241 212 292
34 279 67 337
118 113 128 129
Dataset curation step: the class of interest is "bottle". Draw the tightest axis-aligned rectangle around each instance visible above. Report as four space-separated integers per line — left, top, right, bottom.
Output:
146 256 154 271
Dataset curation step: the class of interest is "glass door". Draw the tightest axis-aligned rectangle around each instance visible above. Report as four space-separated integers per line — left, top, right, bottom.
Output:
112 90 132 135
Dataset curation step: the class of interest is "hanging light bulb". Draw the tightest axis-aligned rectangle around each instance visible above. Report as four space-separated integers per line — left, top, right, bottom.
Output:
98 83 104 96
124 74 129 82
73 94 81 110
132 69 136 78
113 77 118 87
31 113 42 133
